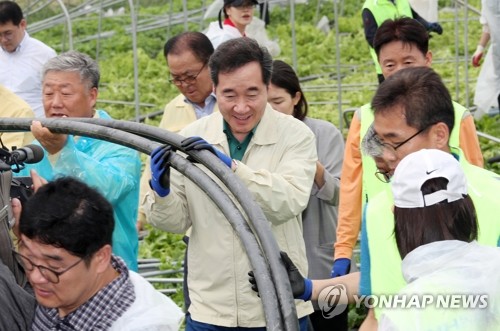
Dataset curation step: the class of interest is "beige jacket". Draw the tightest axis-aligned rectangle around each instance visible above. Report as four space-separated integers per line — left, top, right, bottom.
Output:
138 94 219 222
144 106 316 327
0 85 35 149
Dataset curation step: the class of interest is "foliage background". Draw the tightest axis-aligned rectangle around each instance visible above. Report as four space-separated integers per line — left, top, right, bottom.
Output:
21 0 499 327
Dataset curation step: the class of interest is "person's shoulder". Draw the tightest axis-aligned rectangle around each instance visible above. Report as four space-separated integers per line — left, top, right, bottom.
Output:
303 116 339 132
26 36 56 56
181 111 221 136
166 94 187 106
111 271 184 331
269 108 314 136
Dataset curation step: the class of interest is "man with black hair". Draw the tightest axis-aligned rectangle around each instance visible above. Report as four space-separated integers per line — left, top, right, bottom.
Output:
15 175 183 330
0 0 56 117
144 37 316 331
138 31 217 227
360 66 500 328
361 0 442 83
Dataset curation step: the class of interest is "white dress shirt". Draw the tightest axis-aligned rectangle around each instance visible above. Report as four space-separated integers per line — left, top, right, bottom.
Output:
0 32 56 118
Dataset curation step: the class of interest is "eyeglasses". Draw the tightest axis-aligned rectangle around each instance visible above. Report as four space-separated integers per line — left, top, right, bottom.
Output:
12 250 84 284
375 169 391 183
169 62 207 86
368 125 431 158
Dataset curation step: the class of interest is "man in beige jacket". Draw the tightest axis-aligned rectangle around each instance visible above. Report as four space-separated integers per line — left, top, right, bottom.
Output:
0 85 34 150
144 37 316 330
138 31 218 227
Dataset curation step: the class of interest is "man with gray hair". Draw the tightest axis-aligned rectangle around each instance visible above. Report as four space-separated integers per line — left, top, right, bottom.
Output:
16 51 141 271
144 37 316 330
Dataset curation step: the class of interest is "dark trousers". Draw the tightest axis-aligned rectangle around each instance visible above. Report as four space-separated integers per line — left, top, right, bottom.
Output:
309 308 348 331
186 314 309 331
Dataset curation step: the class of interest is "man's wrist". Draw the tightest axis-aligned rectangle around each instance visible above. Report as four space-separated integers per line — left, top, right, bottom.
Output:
476 44 485 52
231 159 238 172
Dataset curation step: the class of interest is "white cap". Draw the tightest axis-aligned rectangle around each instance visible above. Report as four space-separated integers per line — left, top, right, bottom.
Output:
391 149 468 208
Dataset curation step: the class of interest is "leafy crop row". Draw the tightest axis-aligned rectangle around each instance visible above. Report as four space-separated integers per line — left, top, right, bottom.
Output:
23 0 498 327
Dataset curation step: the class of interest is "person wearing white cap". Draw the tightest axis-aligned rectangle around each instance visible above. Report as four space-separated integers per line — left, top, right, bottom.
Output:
378 149 500 330
259 149 500 331
359 66 500 327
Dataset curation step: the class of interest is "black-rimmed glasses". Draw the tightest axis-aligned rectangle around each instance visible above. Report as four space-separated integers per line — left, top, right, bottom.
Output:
12 250 84 284
370 126 428 158
169 62 207 86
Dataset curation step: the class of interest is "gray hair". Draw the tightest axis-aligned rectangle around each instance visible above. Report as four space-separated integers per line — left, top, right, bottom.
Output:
361 124 384 157
42 51 100 90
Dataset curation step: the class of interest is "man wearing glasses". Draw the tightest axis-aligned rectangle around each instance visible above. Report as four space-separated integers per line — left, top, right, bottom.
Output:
12 175 183 330
138 31 217 227
0 1 56 118
333 18 483 286
359 66 500 328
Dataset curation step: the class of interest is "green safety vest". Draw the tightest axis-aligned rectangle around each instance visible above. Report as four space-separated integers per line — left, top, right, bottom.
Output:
366 147 500 319
359 101 466 209
362 0 413 74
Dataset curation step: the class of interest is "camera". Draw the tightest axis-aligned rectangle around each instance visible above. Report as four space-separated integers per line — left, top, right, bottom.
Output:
10 177 33 204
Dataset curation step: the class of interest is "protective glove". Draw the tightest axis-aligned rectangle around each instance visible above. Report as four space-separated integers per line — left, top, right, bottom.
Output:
149 145 173 197
472 45 484 67
427 22 443 35
249 251 312 301
331 258 351 278
181 136 232 168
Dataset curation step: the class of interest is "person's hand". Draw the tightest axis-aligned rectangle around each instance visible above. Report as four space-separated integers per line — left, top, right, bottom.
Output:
149 145 174 197
331 258 351 278
249 252 312 301
427 22 443 35
11 197 22 239
11 170 47 238
30 169 47 192
30 121 67 155
181 136 232 168
472 45 484 67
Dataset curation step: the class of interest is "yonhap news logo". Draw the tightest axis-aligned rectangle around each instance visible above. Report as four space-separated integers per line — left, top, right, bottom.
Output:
317 284 349 318
317 284 489 319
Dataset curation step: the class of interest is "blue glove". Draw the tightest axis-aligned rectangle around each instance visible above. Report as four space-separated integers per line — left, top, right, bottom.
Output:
331 258 351 278
181 136 232 168
427 22 443 35
149 145 173 197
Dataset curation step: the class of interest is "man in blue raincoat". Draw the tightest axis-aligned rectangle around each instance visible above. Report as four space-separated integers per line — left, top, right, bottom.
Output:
17 51 141 271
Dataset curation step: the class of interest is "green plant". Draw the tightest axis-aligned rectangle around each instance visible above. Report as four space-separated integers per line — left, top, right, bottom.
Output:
22 0 498 327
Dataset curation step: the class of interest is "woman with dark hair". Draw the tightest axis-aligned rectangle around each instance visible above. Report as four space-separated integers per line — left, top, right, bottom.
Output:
253 149 500 330
205 0 258 49
204 0 280 56
268 59 346 331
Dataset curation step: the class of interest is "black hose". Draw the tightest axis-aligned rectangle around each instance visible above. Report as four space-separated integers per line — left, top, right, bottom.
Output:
69 117 300 330
0 118 285 330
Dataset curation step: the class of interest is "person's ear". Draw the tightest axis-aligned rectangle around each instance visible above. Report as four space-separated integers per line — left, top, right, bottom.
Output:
425 51 433 67
429 122 449 150
292 91 301 107
88 87 98 109
93 245 112 273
